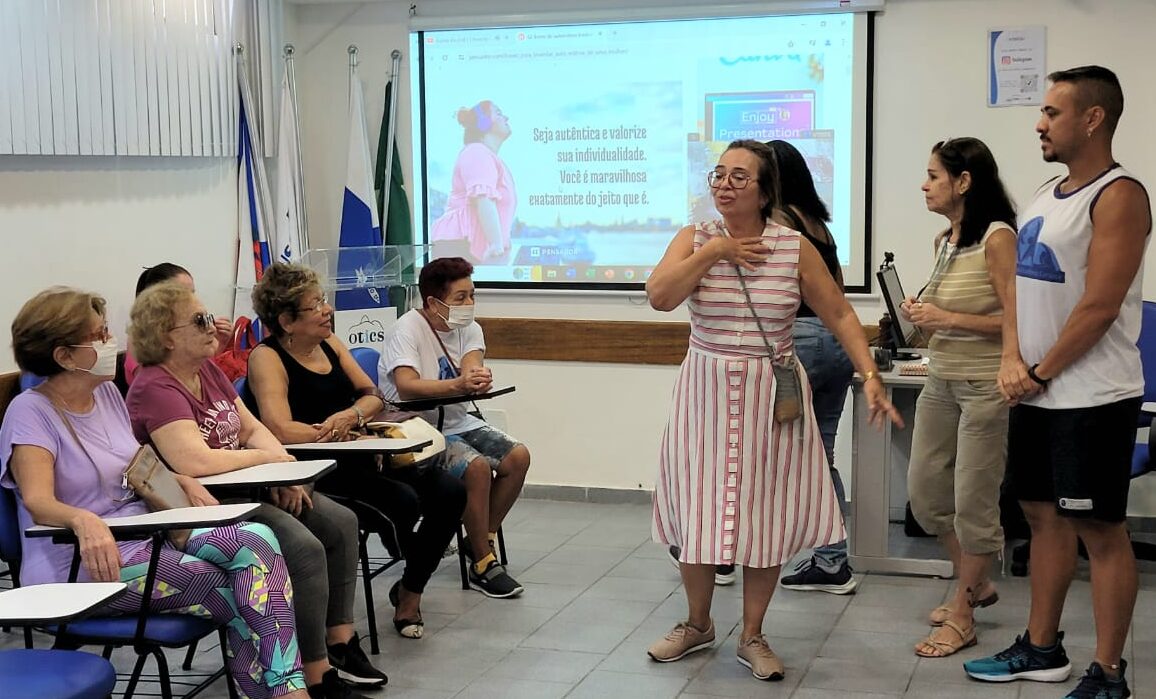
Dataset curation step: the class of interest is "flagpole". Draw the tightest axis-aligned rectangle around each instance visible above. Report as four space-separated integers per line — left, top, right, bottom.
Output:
284 44 309 255
382 49 402 233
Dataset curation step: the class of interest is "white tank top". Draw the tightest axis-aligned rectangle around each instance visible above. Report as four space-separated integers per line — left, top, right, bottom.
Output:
1017 165 1150 409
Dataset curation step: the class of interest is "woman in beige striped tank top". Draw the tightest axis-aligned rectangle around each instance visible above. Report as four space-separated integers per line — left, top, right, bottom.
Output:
900 138 1018 658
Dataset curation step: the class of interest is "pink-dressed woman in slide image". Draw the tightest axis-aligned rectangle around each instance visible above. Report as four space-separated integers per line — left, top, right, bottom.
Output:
430 101 516 262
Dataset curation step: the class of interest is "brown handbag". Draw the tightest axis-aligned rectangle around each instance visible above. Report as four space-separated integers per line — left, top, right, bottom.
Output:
44 393 194 548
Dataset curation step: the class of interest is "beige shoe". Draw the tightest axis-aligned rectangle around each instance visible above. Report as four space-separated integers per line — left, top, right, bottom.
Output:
737 634 785 681
647 621 716 662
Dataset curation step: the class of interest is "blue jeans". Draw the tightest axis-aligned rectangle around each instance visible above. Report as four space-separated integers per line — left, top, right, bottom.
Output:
794 316 854 571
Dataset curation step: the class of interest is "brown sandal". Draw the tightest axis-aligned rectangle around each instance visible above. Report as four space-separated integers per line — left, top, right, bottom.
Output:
914 619 977 658
928 588 999 626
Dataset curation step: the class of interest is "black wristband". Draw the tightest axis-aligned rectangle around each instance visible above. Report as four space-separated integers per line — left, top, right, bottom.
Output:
1028 363 1051 387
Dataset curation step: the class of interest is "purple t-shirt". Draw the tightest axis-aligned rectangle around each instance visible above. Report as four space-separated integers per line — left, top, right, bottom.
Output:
126 362 242 450
0 382 150 585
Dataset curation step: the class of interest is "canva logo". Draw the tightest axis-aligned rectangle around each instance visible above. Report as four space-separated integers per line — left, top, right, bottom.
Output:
347 315 387 346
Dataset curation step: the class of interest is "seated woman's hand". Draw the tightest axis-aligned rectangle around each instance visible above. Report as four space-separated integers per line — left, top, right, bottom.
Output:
175 474 220 508
213 315 234 351
312 409 360 442
459 367 493 395
269 485 313 517
73 511 123 583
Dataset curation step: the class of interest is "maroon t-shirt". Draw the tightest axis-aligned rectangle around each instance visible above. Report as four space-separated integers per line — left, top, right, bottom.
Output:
126 362 242 449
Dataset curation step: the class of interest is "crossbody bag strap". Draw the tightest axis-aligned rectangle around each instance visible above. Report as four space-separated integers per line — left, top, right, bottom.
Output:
733 264 780 361
420 313 484 416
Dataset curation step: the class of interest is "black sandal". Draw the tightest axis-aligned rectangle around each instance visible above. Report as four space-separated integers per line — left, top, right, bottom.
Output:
388 580 424 639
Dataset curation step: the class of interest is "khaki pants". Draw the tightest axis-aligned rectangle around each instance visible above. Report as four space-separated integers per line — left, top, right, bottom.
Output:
908 375 1009 554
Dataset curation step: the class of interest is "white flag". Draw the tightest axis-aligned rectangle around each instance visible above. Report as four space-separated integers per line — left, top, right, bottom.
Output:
273 69 305 264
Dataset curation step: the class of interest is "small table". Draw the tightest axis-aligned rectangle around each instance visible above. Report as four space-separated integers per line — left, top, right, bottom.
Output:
26 503 261 543
0 582 127 625
391 386 516 430
284 437 432 453
850 367 953 578
197 459 337 488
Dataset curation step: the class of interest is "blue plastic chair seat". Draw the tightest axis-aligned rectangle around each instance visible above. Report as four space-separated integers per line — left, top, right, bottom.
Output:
53 614 218 645
1134 443 1151 479
350 346 381 385
0 648 116 699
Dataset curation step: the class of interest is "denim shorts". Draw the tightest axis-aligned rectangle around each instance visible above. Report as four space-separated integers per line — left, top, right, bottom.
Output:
438 424 521 478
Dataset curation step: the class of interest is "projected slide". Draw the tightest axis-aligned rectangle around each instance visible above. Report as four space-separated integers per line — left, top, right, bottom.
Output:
412 13 864 287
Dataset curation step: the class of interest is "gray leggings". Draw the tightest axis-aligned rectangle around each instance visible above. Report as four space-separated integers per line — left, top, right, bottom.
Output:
248 494 359 663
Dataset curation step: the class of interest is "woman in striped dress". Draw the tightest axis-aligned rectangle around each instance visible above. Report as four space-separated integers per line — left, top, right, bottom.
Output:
646 140 902 681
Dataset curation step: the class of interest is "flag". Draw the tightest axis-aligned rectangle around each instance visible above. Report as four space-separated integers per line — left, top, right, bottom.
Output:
273 67 305 264
374 79 413 307
336 61 385 310
234 65 274 319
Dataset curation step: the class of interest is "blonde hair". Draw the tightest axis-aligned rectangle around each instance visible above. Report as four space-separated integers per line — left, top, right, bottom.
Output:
130 282 195 366
251 263 322 337
12 287 107 377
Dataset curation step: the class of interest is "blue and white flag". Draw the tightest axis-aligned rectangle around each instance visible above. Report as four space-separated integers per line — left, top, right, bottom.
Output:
336 60 385 310
273 67 305 265
234 64 273 319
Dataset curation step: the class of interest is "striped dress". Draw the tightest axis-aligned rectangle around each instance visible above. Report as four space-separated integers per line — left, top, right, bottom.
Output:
653 219 845 568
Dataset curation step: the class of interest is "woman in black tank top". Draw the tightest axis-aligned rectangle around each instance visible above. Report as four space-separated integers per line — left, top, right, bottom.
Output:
245 263 467 641
766 140 857 593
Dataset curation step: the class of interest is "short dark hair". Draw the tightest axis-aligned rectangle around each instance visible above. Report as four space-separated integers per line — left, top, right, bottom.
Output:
931 137 1017 248
767 140 830 223
135 262 190 297
1048 65 1124 134
724 139 780 219
419 257 474 305
250 262 322 338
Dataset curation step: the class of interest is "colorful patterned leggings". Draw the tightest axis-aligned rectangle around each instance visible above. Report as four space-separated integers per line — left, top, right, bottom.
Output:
107 521 305 699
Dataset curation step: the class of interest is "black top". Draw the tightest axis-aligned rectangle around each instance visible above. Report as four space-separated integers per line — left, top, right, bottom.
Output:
782 207 841 318
243 337 357 424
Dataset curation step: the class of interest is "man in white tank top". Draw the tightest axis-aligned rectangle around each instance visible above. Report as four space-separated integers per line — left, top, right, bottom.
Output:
964 66 1152 698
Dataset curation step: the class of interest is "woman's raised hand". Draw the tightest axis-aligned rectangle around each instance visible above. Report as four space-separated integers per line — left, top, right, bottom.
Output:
707 235 769 271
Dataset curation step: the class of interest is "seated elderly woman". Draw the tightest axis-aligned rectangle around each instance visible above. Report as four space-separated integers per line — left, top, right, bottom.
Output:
243 263 466 640
124 282 386 696
0 287 310 699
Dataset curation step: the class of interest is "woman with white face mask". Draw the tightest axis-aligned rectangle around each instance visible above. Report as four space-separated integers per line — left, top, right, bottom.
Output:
244 263 468 638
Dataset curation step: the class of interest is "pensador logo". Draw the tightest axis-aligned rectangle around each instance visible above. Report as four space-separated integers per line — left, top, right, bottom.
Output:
347 315 387 346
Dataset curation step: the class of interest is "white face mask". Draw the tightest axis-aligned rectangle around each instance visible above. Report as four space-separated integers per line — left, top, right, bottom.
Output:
71 337 119 377
435 298 476 329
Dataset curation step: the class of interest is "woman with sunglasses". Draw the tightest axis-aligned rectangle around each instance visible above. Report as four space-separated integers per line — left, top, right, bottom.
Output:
1 287 313 699
125 282 386 698
645 139 902 682
244 262 467 641
899 138 1017 658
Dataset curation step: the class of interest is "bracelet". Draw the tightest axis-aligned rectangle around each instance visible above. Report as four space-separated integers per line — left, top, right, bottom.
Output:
351 405 365 428
862 369 882 383
1027 363 1051 387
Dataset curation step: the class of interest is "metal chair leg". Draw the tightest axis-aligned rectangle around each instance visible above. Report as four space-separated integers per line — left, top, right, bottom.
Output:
456 528 470 590
497 526 508 566
360 531 379 655
121 650 150 699
220 627 239 699
182 639 199 670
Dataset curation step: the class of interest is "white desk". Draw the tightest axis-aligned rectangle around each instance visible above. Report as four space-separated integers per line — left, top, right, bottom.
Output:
284 437 432 454
0 583 127 625
850 366 953 577
26 503 260 541
197 459 336 488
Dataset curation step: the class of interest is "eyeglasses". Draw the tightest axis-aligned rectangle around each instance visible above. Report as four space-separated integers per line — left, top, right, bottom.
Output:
76 324 111 344
708 170 756 189
297 295 330 314
173 312 216 333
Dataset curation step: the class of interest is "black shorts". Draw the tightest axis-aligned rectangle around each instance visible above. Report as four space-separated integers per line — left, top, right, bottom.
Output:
1007 397 1141 523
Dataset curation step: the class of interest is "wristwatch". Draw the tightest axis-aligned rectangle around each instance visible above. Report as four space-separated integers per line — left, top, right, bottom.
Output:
1028 363 1051 387
351 405 366 428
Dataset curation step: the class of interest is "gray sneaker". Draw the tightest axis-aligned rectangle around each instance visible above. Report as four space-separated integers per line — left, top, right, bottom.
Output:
647 620 716 662
469 559 524 598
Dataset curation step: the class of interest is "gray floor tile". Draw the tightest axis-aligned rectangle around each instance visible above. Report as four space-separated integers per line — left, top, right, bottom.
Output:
4 498 1151 699
567 669 689 699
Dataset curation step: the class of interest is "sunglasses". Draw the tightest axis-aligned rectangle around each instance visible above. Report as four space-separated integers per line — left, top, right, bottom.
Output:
173 312 216 333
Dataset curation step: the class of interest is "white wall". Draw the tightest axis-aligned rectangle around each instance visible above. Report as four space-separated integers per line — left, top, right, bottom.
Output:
0 157 239 373
288 0 1156 493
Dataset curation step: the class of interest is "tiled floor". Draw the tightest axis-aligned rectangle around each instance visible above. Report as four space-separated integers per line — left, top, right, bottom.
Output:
4 498 1154 698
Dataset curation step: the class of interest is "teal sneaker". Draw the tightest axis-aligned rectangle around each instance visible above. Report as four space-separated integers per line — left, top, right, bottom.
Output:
963 630 1071 683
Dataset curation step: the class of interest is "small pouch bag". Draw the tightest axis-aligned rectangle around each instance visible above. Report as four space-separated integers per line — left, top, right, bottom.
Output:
733 262 804 423
365 415 446 468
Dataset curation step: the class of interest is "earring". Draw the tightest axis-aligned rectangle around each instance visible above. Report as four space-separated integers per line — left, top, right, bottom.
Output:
1087 129 1094 138
286 334 293 348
